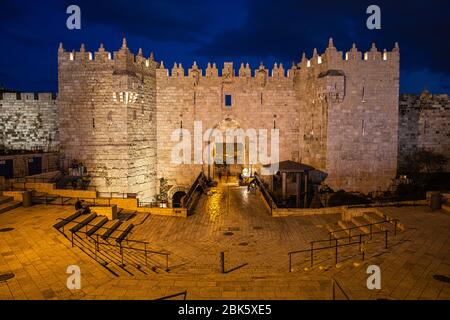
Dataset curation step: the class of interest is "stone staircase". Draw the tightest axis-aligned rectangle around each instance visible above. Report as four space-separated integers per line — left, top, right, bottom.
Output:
326 209 404 240
0 195 21 214
286 209 406 273
53 211 173 277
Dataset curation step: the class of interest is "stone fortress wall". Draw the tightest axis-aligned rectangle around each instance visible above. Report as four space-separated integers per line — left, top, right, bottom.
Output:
296 40 400 193
399 92 450 172
156 60 300 191
0 92 58 151
57 40 157 201
1 38 448 202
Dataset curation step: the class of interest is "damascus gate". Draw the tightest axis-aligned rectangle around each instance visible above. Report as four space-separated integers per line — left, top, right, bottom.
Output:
56 38 400 203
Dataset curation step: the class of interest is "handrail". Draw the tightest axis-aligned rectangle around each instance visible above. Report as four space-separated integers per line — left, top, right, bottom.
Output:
253 172 278 213
56 217 170 257
56 218 171 271
332 278 350 300
183 172 206 209
55 217 136 240
329 218 400 238
155 290 187 300
34 195 110 207
288 229 391 272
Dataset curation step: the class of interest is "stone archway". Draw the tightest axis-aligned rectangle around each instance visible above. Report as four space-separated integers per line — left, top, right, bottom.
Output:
168 185 189 207
206 117 246 181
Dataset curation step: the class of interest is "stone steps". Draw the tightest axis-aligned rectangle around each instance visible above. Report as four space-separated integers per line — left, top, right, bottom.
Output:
0 196 14 205
350 216 371 234
0 198 21 214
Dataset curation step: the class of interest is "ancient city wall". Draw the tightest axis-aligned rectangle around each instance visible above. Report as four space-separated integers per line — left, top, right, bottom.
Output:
295 40 400 193
156 61 300 189
399 92 450 172
0 93 58 151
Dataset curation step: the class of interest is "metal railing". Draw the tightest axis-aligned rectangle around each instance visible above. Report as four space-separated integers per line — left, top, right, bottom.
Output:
183 172 206 210
332 278 350 300
55 217 171 271
155 290 187 300
254 173 277 214
33 195 109 206
288 229 392 272
328 218 400 241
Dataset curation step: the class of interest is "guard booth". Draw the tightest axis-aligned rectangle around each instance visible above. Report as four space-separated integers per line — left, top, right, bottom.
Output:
0 159 14 179
27 156 42 176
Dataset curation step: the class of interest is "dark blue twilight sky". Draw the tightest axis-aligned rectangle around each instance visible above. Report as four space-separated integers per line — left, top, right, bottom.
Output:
1 0 449 93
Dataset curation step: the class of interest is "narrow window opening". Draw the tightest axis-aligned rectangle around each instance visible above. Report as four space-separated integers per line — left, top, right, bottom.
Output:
225 94 232 107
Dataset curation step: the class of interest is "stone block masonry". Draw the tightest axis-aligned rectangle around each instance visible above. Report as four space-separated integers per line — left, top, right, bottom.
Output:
399 92 450 172
56 38 403 200
3 37 449 204
57 40 157 201
0 93 58 151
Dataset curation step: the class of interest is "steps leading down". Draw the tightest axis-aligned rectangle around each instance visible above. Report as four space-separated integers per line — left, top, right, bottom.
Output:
0 196 22 214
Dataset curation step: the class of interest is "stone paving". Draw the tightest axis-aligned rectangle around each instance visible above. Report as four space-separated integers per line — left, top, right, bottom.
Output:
0 183 449 300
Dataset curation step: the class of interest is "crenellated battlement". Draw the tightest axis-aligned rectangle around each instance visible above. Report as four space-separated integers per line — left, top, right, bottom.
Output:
298 38 399 73
0 92 56 101
58 38 158 74
155 38 399 84
156 61 297 82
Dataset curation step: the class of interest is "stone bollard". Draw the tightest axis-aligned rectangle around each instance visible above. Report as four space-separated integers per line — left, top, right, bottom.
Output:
428 191 441 211
22 190 33 207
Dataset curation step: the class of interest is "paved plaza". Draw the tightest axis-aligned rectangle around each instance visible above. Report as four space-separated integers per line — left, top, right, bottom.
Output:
1 183 450 300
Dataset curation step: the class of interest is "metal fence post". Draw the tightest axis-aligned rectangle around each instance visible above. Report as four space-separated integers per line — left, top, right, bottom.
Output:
220 252 225 273
385 230 388 249
144 243 147 266
166 254 169 272
120 244 124 266
332 279 335 300
289 253 292 272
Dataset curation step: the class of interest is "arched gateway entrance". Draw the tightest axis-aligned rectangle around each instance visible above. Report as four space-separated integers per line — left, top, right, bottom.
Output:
206 118 249 182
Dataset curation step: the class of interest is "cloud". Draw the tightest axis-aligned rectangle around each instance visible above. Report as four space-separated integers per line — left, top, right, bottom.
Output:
0 0 448 93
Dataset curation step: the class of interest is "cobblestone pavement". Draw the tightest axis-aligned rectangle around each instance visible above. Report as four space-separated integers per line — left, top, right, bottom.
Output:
0 183 449 299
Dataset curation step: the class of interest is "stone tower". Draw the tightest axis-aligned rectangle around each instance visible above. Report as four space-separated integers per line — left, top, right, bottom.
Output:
295 39 400 193
57 39 157 201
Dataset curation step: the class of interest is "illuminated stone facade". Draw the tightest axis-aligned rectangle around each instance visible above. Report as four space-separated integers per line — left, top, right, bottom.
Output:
54 38 404 200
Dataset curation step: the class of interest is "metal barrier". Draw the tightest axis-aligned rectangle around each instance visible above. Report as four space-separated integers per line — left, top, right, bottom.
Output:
55 217 170 271
288 229 391 272
329 218 400 240
183 172 206 210
253 173 278 214
34 195 110 207
155 290 187 300
332 278 350 300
